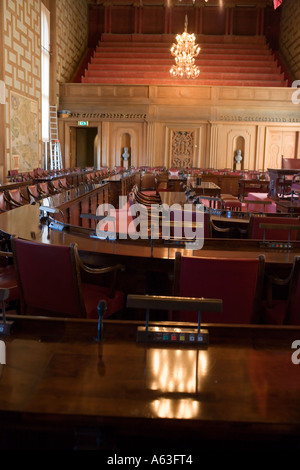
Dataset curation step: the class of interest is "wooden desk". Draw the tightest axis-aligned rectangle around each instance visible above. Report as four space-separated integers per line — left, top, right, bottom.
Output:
268 168 300 199
167 175 186 192
103 172 139 207
238 179 269 198
1 316 300 450
189 180 221 207
0 204 299 268
42 183 109 228
276 200 300 215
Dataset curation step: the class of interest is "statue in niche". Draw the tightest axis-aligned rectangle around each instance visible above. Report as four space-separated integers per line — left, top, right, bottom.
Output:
234 149 243 166
122 147 130 169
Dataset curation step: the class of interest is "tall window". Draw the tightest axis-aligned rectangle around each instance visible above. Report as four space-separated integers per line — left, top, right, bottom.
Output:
41 3 50 143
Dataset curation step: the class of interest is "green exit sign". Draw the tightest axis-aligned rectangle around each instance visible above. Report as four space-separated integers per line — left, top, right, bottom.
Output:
78 121 88 126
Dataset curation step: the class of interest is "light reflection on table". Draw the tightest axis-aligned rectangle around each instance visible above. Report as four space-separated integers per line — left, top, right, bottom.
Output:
146 348 208 419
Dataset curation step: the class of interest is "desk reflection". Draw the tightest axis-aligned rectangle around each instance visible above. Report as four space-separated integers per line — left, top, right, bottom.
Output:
146 348 208 419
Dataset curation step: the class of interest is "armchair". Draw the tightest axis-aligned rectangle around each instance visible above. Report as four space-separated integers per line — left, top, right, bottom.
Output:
172 252 265 324
11 238 125 319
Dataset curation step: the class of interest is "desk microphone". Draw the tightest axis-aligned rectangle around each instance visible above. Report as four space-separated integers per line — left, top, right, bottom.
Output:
96 300 107 341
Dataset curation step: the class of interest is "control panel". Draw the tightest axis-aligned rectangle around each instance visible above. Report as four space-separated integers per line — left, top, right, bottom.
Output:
136 326 209 345
260 241 293 250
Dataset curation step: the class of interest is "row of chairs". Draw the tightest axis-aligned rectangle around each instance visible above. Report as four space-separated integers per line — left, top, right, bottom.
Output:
0 180 71 211
0 236 299 325
7 166 111 183
0 169 112 212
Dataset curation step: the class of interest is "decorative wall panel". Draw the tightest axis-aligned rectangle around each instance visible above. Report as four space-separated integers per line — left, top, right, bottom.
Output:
3 0 41 178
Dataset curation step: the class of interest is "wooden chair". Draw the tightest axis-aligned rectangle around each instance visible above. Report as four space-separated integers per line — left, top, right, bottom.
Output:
58 177 74 190
11 238 125 319
248 214 300 241
27 184 42 202
281 157 300 170
172 252 265 324
37 182 51 198
48 179 63 195
0 192 7 213
140 172 157 191
264 256 300 325
4 188 28 209
0 242 19 311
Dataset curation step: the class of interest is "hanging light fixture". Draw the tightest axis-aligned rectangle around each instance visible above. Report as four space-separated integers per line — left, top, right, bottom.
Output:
170 14 200 79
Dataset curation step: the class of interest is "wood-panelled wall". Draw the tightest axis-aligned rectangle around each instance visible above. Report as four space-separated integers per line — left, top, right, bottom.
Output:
88 1 279 50
59 83 300 171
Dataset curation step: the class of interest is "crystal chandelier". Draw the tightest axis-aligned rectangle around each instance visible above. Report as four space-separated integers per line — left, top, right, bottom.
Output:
170 15 200 79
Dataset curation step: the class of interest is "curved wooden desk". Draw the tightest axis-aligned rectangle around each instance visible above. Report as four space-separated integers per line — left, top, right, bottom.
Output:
0 201 299 267
0 316 300 450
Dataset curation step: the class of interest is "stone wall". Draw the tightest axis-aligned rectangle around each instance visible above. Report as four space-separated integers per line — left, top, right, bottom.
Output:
2 0 41 178
0 0 88 182
56 0 88 83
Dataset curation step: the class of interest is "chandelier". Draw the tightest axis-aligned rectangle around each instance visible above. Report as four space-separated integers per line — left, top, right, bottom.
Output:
170 15 200 79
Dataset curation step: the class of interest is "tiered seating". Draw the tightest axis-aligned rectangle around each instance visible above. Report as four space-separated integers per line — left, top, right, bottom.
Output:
81 34 288 87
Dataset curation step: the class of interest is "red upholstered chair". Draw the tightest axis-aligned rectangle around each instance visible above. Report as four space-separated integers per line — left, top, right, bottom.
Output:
263 256 300 325
0 243 19 311
248 214 300 241
11 238 125 319
286 256 300 325
172 252 265 324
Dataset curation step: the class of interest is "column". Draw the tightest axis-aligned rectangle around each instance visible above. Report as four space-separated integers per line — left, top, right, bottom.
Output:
210 123 219 169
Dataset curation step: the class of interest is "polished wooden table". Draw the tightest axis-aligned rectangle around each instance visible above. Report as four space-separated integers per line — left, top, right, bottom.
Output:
1 316 300 450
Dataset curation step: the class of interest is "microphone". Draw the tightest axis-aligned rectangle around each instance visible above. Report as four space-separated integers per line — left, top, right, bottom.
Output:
96 300 107 341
